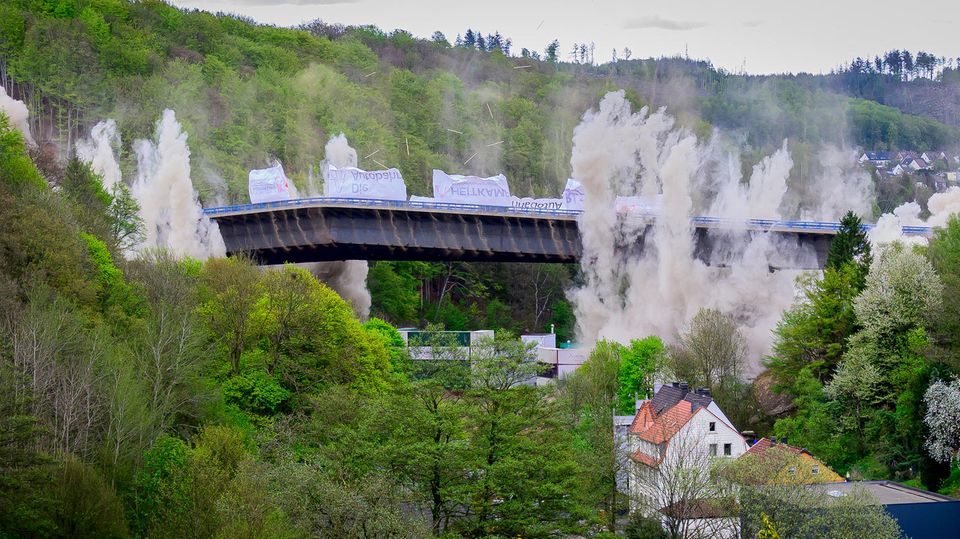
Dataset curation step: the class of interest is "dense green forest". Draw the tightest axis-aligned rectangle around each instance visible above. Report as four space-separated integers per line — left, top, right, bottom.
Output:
4 117 958 536
3 1 960 537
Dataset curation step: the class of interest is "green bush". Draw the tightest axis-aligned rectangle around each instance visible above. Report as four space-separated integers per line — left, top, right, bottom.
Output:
625 514 668 539
223 370 290 416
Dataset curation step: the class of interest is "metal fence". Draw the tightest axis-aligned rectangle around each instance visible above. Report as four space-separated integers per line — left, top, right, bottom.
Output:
202 197 933 237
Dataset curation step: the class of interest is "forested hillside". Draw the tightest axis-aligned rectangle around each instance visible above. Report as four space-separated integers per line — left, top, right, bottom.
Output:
3 117 958 536
3 0 959 332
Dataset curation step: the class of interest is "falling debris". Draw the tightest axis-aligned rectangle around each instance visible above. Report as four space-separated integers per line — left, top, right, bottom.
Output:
446 128 464 135
463 152 479 165
405 137 410 156
486 102 494 120
568 91 872 374
130 109 225 260
486 140 505 147
0 85 33 144
513 65 533 69
364 71 377 77
313 133 373 319
371 158 388 169
77 120 122 191
364 148 380 159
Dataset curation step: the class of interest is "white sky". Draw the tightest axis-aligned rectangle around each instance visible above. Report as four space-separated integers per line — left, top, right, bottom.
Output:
168 0 958 75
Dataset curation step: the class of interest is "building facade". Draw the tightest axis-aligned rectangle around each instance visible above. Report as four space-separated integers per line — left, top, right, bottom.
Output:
626 383 748 536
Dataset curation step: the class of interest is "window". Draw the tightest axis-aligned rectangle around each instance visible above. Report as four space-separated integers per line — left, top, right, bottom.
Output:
788 466 797 476
812 466 820 475
723 443 732 456
709 421 716 432
709 444 717 456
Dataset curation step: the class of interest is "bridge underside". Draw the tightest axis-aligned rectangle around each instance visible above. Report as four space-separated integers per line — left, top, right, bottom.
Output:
212 206 833 270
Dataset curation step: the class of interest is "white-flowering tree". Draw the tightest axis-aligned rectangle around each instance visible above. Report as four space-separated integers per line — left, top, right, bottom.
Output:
924 378 960 467
853 243 943 340
826 346 885 437
827 243 944 461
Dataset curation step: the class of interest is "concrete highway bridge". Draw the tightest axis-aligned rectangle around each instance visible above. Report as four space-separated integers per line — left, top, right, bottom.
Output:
203 198 932 270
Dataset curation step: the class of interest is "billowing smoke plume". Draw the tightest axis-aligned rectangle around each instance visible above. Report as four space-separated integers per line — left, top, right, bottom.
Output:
76 120 122 191
323 133 358 175
130 109 225 259
799 146 875 220
0 85 33 144
870 186 960 247
299 133 371 319
568 91 864 373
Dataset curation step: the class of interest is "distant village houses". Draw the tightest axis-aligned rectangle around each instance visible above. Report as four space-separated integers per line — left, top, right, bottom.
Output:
859 148 960 193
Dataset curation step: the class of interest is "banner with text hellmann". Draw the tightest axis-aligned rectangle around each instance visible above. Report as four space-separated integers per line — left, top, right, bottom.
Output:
560 179 585 211
324 165 407 201
432 170 512 205
248 164 293 204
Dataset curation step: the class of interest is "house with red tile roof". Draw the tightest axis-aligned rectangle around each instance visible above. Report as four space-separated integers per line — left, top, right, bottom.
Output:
733 437 844 485
627 382 748 538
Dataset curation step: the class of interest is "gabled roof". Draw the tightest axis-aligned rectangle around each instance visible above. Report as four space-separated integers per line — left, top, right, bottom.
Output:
629 399 698 444
863 151 891 160
649 383 712 415
629 383 744 467
744 437 807 457
735 437 845 484
745 437 800 455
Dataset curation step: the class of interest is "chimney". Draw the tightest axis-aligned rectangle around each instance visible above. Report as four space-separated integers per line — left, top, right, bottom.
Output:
671 382 680 388
696 387 711 398
781 436 789 445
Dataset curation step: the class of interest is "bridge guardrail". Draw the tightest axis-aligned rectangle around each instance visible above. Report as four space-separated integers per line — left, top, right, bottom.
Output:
202 197 933 236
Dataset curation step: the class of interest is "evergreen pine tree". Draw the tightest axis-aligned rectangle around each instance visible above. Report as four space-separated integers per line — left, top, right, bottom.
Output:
826 210 872 290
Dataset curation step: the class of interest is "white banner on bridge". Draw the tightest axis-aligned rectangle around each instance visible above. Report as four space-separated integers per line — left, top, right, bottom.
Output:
615 195 662 214
561 179 585 211
324 165 407 201
432 169 512 205
248 164 292 204
510 197 563 210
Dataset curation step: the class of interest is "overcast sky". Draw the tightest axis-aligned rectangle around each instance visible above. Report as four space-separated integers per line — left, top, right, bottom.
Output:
168 0 958 75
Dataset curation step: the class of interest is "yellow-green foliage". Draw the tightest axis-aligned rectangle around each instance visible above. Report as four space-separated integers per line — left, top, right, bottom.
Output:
80 232 144 324
253 265 392 395
0 113 44 189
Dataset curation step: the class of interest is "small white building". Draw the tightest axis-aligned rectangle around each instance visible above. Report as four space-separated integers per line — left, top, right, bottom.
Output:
627 383 748 538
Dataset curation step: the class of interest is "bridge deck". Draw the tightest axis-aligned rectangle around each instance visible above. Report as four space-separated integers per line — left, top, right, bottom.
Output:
202 197 933 237
203 198 931 269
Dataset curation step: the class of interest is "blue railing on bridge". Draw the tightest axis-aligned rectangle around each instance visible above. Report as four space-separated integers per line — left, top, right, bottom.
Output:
202 197 933 236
